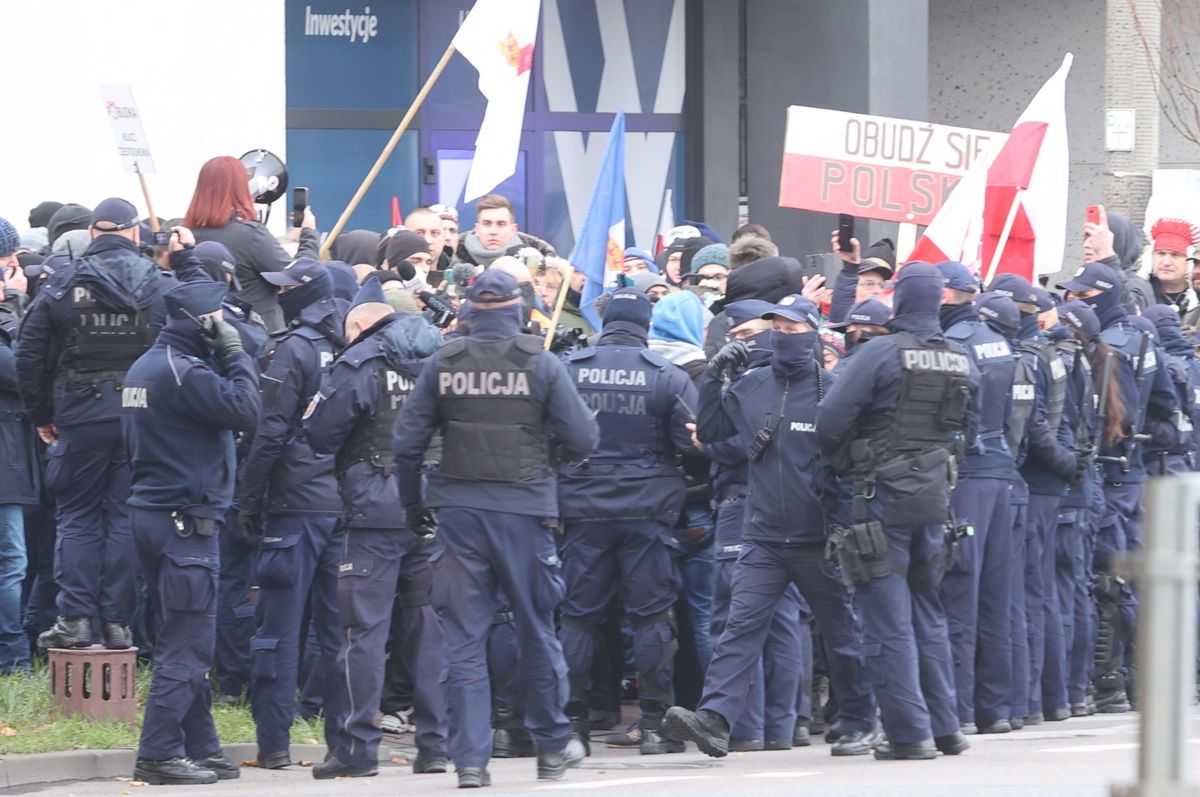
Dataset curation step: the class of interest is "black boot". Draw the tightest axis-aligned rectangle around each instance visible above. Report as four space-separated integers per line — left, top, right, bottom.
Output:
457 767 491 788
412 752 449 774
792 718 812 747
663 707 729 758
536 738 586 780
38 616 91 651
570 716 592 756
639 713 684 755
193 751 240 779
257 749 292 770
101 621 133 650
133 757 218 785
830 723 882 756
935 732 970 755
873 739 938 760
492 727 537 758
312 754 377 779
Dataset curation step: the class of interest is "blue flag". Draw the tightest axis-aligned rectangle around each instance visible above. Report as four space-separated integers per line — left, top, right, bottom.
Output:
570 111 626 329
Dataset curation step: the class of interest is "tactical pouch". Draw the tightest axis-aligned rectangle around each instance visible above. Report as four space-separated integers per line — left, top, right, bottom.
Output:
172 512 217 538
831 521 894 589
875 448 953 526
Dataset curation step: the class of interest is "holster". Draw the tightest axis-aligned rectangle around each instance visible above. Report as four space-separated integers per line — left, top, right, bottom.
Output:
172 511 217 538
829 520 898 591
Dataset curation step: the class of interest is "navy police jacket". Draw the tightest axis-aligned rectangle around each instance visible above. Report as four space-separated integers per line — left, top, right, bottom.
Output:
305 312 440 529
122 326 261 519
16 236 176 427
943 303 1015 479
1099 321 1178 483
557 325 700 524
1016 323 1077 497
698 357 836 545
240 297 347 518
393 311 598 519
816 313 981 481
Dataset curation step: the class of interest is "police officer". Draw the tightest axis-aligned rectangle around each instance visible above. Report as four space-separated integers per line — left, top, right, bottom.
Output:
122 279 260 784
237 257 347 769
826 298 891 373
665 295 880 759
303 278 449 779
934 265 1019 735
555 289 698 754
1058 262 1178 712
1137 307 1198 475
392 270 598 787
697 299 811 750
817 263 979 760
991 275 1078 726
16 198 181 651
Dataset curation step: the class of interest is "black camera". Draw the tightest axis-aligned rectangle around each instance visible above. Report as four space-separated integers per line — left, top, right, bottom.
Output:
549 325 587 354
418 290 457 329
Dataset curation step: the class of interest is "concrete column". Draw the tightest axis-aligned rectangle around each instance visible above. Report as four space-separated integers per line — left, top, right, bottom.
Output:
1104 0 1161 224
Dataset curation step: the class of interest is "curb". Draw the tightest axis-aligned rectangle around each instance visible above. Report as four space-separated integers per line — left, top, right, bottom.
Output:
0 733 420 787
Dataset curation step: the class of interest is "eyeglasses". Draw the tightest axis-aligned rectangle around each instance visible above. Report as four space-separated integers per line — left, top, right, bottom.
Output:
429 203 459 221
858 280 888 291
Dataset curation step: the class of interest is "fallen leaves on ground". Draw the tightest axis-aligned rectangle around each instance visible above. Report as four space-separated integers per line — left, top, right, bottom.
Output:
0 726 17 737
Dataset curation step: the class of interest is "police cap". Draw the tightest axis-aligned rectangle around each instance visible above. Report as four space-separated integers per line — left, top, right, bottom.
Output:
91 197 140 232
165 279 227 320
262 256 326 286
468 269 522 305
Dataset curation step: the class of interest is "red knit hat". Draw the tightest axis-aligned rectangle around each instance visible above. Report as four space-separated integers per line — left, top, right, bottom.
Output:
1150 218 1199 255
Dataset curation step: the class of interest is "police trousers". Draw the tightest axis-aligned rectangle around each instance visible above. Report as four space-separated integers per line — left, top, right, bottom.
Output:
940 477 1013 726
250 514 342 754
432 508 569 770
1026 493 1065 716
329 526 447 769
131 508 220 761
560 519 681 715
854 522 957 745
700 541 875 736
47 421 135 624
215 507 254 698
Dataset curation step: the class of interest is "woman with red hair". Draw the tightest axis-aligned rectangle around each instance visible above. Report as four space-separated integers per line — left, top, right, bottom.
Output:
186 156 318 331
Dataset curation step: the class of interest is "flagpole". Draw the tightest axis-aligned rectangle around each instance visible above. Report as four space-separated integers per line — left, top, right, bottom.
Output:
983 190 1024 287
544 264 576 350
320 42 457 259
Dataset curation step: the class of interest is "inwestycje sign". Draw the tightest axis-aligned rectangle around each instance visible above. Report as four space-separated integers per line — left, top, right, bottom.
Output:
779 106 1007 226
100 84 155 175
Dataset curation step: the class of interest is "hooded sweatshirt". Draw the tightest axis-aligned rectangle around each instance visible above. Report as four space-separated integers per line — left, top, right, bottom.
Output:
649 291 707 382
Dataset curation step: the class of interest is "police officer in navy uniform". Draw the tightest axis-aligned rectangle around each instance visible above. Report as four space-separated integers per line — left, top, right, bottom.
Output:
665 295 880 759
303 278 449 779
237 257 347 769
392 270 598 788
1141 304 1200 474
826 298 891 374
556 288 700 755
689 299 812 750
817 263 980 760
1058 262 1178 712
934 265 1019 735
16 198 183 651
122 279 260 785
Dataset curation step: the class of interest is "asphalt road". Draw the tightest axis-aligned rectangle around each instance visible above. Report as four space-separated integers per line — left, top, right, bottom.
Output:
7 712 1198 797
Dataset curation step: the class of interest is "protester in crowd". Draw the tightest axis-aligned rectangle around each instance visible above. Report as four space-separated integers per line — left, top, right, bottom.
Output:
455 194 556 268
1146 218 1200 323
430 204 460 270
728 235 778 270
185 156 319 332
1083 206 1153 314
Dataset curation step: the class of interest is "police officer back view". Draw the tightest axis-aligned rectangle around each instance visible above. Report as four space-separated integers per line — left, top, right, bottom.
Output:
122 280 261 784
817 263 980 760
16 198 179 651
303 279 449 779
237 258 347 769
393 270 599 788
934 265 1019 735
557 289 700 755
666 296 879 759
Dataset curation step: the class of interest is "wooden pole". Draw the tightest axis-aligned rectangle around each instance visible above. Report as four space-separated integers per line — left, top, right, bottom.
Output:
982 189 1024 287
135 162 159 232
320 41 458 259
544 264 576 350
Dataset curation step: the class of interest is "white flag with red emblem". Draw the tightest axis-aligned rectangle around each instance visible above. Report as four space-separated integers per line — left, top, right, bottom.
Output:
908 54 1072 283
453 0 541 202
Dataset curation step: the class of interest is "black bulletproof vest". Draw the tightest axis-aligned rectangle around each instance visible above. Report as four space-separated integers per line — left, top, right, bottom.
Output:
1020 337 1068 433
436 334 547 482
860 332 973 457
337 357 415 478
59 278 156 385
1007 351 1037 454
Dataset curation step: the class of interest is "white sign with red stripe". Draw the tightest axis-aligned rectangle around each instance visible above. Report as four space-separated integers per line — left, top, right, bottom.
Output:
779 106 1006 226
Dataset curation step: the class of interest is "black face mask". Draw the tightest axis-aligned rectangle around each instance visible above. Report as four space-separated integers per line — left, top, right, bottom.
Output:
845 330 880 351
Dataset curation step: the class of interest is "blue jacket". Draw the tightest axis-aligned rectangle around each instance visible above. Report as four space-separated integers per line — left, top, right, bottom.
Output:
1099 321 1178 483
305 313 441 529
698 358 837 544
943 303 1016 479
392 311 598 519
1016 323 1077 496
816 312 981 482
558 325 700 524
16 236 176 427
122 326 261 518
828 264 860 325
239 297 347 517
0 323 40 505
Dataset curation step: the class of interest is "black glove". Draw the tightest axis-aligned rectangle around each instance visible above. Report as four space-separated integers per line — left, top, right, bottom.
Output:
201 316 244 362
707 339 750 379
1070 448 1093 485
406 507 438 542
239 510 265 540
